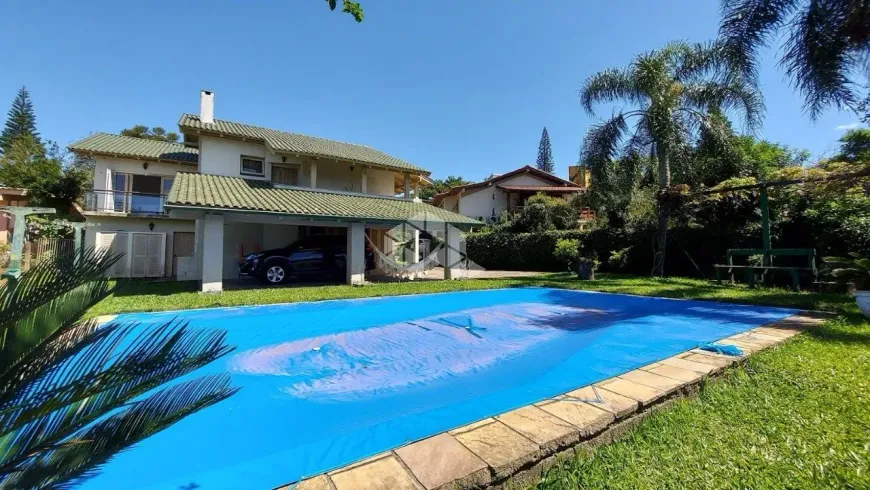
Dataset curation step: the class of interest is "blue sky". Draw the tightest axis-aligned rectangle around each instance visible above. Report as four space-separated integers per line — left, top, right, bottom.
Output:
0 1 863 181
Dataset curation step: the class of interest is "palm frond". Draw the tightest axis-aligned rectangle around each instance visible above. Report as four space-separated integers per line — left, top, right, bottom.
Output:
580 113 630 170
681 77 765 132
2 375 238 489
719 0 802 82
0 248 237 488
783 0 860 118
580 69 641 114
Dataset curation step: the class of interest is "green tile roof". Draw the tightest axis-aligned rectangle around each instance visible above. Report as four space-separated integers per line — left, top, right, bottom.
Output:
178 114 428 174
68 133 199 164
166 173 480 226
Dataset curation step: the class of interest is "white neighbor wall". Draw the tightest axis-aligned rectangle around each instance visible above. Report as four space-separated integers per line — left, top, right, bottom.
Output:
447 172 572 221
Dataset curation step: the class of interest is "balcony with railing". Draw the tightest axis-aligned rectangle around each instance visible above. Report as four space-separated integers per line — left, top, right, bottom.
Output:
83 190 168 216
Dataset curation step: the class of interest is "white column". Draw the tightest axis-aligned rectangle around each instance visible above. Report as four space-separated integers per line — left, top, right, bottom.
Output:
310 161 318 189
201 214 224 293
412 229 420 264
403 172 411 199
346 222 366 285
444 223 461 280
413 178 420 199
194 218 205 281
361 168 368 194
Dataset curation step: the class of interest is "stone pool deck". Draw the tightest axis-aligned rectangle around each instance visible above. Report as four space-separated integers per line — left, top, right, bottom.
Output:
282 312 827 490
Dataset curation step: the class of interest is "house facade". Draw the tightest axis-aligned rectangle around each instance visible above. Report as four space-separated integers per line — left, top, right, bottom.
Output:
0 187 29 245
70 91 477 291
433 165 593 224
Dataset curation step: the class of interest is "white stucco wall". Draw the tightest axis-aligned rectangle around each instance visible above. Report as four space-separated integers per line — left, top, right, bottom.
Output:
93 156 191 191
459 186 502 222
263 224 299 250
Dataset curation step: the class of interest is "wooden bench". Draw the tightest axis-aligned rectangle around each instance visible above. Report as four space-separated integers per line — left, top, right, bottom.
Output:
714 248 817 290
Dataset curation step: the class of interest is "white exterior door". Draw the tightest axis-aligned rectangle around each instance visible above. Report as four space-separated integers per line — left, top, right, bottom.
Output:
96 232 130 278
96 231 165 278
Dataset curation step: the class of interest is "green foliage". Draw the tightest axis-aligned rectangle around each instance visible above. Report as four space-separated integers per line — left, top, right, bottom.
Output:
833 128 870 163
0 87 39 154
719 0 870 119
579 40 762 275
823 253 870 290
553 239 580 270
506 194 578 233
466 230 587 271
0 249 236 487
420 175 472 200
0 135 90 211
324 0 364 22
119 125 179 143
536 127 555 173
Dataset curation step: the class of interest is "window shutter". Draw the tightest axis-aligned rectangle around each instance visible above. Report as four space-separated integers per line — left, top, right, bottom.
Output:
131 234 147 277
145 234 163 277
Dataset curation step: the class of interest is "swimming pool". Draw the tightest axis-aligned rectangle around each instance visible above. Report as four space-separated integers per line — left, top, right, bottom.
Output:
84 287 796 489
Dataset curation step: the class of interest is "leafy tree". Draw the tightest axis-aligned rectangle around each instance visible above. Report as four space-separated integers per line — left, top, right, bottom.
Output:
0 249 237 488
834 128 870 163
536 127 555 173
324 0 364 22
580 40 763 276
0 87 40 153
120 125 180 143
510 194 577 233
420 175 472 200
0 135 90 211
718 0 870 119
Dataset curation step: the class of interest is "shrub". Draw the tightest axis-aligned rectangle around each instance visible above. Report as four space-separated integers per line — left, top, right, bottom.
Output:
466 230 587 271
553 238 580 271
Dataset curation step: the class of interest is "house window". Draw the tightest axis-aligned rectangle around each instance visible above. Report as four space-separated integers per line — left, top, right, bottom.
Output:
240 156 265 176
162 177 174 195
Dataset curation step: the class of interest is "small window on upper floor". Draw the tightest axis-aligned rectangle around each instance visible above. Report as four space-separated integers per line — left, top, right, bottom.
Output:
240 156 265 176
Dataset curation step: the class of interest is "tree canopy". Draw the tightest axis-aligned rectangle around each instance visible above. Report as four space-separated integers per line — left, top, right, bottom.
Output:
834 128 870 163
536 127 555 173
418 175 472 200
120 125 180 143
0 87 40 154
579 40 763 275
324 0 363 22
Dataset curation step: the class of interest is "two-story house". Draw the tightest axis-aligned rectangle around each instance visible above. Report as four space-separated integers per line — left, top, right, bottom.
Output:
70 91 477 292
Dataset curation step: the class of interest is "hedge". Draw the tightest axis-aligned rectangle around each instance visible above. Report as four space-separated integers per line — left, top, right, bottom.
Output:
465 230 589 271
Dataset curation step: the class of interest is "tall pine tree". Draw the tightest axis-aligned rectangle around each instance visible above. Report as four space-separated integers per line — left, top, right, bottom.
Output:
536 127 554 173
0 86 40 153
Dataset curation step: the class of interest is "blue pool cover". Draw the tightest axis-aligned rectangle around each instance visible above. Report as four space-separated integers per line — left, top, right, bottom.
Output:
83 287 796 489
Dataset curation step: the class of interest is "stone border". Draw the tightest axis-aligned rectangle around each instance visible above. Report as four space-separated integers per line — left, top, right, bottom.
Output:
277 312 828 490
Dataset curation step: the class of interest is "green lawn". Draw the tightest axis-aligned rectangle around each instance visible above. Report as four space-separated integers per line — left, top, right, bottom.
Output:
86 275 870 489
87 273 850 316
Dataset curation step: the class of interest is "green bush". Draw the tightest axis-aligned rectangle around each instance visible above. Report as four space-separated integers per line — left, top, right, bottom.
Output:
466 230 588 271
553 239 581 271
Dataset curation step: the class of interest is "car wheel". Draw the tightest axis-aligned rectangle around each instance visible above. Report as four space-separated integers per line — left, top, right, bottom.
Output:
264 264 287 285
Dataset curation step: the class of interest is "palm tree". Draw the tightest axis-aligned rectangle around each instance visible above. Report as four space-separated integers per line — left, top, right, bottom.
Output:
719 0 870 119
0 248 237 488
580 40 763 276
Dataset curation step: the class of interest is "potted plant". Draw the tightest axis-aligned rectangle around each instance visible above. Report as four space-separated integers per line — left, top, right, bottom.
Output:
824 253 870 318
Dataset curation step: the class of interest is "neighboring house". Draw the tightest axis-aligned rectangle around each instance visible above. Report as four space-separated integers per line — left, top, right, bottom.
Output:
69 90 477 291
432 165 594 224
0 187 30 245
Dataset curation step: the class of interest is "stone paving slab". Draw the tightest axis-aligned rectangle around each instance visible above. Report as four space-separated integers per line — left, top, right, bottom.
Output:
329 454 422 490
452 419 540 479
537 399 614 437
641 362 705 383
395 433 489 490
619 369 685 395
495 405 579 452
279 312 823 490
594 377 665 406
562 385 639 419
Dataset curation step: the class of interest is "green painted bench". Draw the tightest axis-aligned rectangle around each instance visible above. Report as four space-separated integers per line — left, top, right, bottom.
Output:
714 248 817 290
